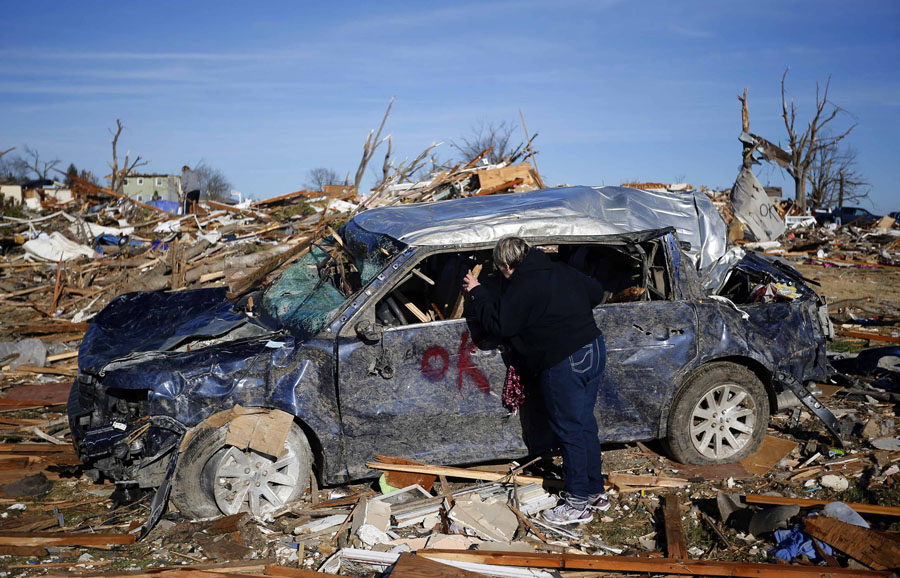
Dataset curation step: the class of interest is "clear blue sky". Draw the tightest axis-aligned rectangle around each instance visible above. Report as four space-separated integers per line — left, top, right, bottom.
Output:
2 1 898 211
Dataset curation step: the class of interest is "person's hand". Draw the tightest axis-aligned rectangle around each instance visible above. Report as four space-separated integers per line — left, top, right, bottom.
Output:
462 272 480 293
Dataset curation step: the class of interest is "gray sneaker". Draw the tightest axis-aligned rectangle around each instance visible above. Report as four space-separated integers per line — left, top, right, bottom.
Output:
588 492 611 512
541 498 593 526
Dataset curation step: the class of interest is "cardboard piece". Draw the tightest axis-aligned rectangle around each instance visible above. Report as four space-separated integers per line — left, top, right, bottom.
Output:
739 435 798 476
225 407 293 458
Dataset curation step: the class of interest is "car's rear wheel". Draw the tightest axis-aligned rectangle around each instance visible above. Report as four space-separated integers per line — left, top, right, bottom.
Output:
665 362 768 465
172 421 312 519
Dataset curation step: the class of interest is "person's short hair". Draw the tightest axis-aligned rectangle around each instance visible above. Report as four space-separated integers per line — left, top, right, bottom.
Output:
493 236 530 270
182 165 190 171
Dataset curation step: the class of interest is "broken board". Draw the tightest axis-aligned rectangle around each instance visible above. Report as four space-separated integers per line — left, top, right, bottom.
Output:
739 435 797 476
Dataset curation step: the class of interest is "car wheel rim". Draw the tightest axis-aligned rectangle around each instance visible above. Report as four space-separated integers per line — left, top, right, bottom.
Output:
211 445 301 516
689 383 757 460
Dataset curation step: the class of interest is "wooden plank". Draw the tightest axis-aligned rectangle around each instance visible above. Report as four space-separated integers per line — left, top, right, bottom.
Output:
836 329 900 344
390 552 483 578
11 365 77 377
663 490 687 559
206 200 271 221
417 549 891 577
474 178 524 196
739 435 798 476
608 473 689 489
12 322 90 335
251 189 314 207
0 531 135 546
265 566 336 577
69 559 274 578
0 443 76 453
366 461 562 487
804 515 900 571
745 494 900 517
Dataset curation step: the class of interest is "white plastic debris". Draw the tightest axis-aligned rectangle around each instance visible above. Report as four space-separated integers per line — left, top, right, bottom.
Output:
356 524 391 546
22 232 96 261
820 474 849 491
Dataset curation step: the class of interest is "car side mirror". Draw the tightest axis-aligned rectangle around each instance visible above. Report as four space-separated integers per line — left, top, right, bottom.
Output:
355 320 383 343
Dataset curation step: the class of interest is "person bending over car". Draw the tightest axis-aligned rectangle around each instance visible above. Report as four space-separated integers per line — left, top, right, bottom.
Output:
462 236 610 525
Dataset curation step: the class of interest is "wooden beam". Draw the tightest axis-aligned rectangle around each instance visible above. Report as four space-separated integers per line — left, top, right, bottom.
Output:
366 461 562 488
226 236 311 298
836 329 900 344
0 531 135 547
206 200 271 221
251 189 314 207
417 549 891 577
745 494 900 517
265 566 339 578
663 490 688 559
609 472 689 489
804 515 900 571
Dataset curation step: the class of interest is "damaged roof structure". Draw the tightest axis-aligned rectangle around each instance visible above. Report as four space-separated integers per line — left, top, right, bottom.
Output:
1 132 899 576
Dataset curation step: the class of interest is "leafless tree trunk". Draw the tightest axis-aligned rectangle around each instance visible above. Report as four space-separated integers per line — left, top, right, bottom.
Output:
807 138 869 209
780 68 856 212
305 167 343 191
352 97 394 194
108 119 148 193
12 145 60 180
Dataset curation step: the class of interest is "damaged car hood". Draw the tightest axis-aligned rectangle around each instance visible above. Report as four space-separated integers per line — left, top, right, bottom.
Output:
79 288 252 374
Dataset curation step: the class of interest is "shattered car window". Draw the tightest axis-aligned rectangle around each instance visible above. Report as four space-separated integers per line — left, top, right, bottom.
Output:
262 243 350 336
262 235 400 336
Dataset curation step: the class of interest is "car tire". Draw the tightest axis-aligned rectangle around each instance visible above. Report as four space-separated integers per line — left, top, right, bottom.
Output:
171 421 312 519
664 362 768 465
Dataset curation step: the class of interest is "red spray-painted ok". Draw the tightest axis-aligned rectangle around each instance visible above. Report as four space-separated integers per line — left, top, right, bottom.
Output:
420 331 490 395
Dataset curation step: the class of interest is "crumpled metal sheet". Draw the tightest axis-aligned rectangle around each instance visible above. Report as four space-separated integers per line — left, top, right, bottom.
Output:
731 168 786 242
349 186 729 290
78 288 247 375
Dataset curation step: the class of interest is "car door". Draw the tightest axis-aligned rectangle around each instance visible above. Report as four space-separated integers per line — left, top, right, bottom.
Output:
334 255 525 480
592 301 697 442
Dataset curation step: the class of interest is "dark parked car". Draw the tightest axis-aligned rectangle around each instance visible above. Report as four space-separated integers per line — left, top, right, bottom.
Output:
68 186 837 524
815 206 882 226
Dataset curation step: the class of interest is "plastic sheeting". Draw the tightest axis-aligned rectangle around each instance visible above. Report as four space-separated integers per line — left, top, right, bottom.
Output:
347 186 730 290
22 231 96 261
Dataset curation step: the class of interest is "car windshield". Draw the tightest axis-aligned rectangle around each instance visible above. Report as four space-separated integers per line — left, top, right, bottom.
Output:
261 237 396 337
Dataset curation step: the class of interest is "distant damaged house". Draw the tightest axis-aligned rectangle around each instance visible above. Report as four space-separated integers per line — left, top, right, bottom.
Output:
120 174 181 203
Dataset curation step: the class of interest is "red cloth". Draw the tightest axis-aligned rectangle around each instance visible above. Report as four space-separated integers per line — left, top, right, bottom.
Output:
502 365 526 414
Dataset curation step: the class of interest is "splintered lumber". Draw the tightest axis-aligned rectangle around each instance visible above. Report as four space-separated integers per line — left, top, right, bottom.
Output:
803 515 900 571
250 189 314 207
390 553 483 578
265 566 339 578
366 461 562 487
0 531 136 547
663 490 687 559
608 472 689 489
226 236 311 298
836 329 900 344
417 549 892 577
744 494 900 517
12 321 89 335
68 560 276 578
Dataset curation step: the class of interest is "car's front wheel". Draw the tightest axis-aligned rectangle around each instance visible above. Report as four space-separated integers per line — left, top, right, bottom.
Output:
171 421 312 519
664 362 768 465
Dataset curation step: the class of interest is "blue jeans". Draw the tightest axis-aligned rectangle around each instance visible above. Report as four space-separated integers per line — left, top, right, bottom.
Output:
538 335 606 500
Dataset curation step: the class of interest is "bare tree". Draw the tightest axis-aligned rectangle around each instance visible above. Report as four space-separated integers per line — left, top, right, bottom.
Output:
451 121 528 165
305 167 343 191
108 119 148 193
12 145 60 181
192 159 232 201
0 146 26 184
353 97 394 194
808 138 870 210
780 69 856 212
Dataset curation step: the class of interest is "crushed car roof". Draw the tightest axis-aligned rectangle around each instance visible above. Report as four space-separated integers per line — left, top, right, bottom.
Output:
348 185 731 287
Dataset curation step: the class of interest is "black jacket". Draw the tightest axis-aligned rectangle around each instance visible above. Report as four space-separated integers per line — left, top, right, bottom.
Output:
469 249 604 373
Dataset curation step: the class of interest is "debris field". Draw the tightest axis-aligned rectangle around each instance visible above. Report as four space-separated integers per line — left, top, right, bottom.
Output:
1 159 900 577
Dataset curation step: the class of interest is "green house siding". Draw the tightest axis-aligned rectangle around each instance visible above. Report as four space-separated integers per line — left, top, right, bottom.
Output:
121 175 181 202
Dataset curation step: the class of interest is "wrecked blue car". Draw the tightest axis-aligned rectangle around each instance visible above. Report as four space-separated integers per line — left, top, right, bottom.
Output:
68 186 837 521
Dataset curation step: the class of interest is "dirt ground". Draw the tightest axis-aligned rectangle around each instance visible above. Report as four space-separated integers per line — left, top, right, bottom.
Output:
794 261 900 304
